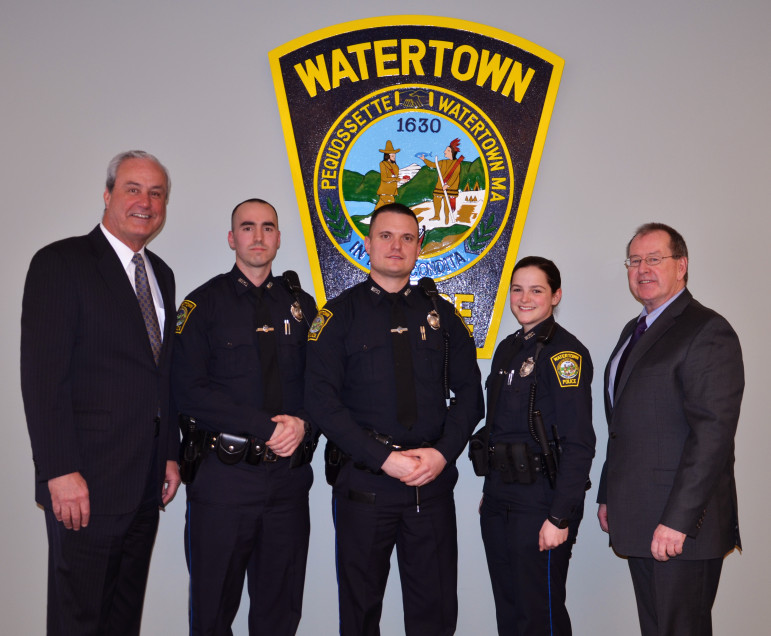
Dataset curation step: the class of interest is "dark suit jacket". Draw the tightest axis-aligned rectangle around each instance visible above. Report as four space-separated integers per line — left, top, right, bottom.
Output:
21 225 178 515
597 289 743 559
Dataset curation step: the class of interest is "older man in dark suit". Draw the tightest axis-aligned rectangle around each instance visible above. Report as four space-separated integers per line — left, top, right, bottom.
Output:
597 223 744 636
21 150 181 635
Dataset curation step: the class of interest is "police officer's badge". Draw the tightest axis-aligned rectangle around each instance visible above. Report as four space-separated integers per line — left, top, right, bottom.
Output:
550 351 582 388
175 299 196 334
270 16 563 358
308 308 333 341
291 301 304 323
519 356 535 377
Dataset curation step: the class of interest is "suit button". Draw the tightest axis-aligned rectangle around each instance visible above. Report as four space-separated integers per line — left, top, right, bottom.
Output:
609 432 617 439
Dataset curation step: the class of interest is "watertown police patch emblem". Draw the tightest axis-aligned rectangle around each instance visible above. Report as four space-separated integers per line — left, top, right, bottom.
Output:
550 351 582 388
270 16 563 357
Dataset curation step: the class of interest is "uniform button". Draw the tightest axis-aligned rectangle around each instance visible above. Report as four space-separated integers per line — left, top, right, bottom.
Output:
609 432 617 439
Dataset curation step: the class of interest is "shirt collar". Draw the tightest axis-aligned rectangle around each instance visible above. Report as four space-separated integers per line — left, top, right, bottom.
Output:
100 223 145 267
366 276 415 306
230 265 276 297
639 288 686 327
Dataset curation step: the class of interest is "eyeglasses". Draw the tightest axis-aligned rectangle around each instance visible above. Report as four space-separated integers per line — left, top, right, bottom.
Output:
624 255 679 268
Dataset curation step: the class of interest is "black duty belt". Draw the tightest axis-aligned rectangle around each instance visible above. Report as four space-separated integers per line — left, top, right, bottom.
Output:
488 442 546 485
202 431 281 466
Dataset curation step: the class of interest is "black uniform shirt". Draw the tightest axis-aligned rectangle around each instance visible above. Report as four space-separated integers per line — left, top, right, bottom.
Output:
171 266 316 439
485 317 596 519
306 277 484 472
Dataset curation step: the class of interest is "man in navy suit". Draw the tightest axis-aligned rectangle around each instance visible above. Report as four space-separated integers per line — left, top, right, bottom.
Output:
597 223 744 636
21 150 181 635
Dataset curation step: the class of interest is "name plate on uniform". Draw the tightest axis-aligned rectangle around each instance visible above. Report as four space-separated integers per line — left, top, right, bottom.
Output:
270 16 563 357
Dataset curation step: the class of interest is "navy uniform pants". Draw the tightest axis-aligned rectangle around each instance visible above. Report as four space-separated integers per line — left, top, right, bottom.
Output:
185 454 312 635
332 463 459 636
480 493 581 636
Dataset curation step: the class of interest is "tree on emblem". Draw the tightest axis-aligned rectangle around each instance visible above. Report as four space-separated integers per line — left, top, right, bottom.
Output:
323 197 352 242
466 214 496 252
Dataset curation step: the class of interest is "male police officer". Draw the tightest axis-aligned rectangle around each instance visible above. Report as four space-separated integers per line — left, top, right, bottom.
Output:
306 203 484 635
172 199 317 634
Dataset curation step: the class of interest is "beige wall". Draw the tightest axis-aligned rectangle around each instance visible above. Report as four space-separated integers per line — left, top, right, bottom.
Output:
2 1 768 633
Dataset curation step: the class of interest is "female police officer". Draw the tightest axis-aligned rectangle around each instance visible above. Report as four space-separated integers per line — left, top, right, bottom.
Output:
471 256 595 635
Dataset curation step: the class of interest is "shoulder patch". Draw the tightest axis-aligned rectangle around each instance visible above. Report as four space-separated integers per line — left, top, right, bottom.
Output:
308 308 333 341
175 299 197 334
549 351 582 388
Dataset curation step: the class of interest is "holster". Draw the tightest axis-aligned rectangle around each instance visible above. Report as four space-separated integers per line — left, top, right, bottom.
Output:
324 441 344 486
289 430 318 468
179 415 204 485
468 429 490 476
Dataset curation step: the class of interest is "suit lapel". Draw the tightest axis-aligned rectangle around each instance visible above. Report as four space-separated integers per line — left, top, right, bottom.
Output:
605 318 636 418
612 290 693 402
88 226 157 364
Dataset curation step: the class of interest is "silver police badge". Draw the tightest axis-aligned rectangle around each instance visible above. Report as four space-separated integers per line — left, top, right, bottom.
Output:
427 309 441 330
519 356 535 377
291 301 303 323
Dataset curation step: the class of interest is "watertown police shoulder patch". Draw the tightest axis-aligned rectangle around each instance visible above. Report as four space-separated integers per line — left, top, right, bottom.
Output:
550 351 582 388
175 299 196 334
270 16 564 358
308 308 333 341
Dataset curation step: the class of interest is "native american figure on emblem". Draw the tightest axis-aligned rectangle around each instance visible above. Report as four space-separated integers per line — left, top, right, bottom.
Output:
375 140 401 211
420 138 465 225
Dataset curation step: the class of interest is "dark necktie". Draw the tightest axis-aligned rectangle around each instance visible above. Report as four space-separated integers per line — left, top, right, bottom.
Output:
132 253 162 365
389 293 417 430
252 286 282 416
614 316 647 396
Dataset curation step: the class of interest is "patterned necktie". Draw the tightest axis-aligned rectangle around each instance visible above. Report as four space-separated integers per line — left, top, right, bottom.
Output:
132 253 162 365
614 316 647 396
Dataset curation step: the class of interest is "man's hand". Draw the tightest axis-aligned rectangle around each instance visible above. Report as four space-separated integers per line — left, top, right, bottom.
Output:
48 472 90 530
597 503 609 533
539 519 569 551
651 523 686 561
162 460 181 507
381 451 421 480
398 448 447 487
268 415 306 457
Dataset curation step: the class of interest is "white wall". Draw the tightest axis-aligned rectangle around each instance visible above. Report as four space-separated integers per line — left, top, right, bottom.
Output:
2 1 768 633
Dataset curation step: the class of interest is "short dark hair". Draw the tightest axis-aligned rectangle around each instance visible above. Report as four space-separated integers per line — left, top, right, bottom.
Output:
511 256 561 293
383 153 393 162
627 222 689 284
368 203 418 235
231 198 278 229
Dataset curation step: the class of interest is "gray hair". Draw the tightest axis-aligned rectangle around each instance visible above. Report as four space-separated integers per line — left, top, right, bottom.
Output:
105 150 171 202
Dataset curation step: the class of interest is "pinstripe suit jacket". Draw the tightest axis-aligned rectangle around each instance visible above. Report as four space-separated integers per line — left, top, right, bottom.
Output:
21 225 178 515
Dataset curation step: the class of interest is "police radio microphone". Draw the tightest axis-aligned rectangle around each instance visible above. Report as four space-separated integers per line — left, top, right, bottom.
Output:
282 270 311 328
418 276 439 298
537 321 557 345
283 270 302 295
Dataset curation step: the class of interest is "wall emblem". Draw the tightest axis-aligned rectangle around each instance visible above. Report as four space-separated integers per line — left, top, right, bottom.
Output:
270 16 563 357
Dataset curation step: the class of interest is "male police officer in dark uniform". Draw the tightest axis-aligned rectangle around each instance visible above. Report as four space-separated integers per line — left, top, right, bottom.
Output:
172 198 317 635
306 203 484 636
